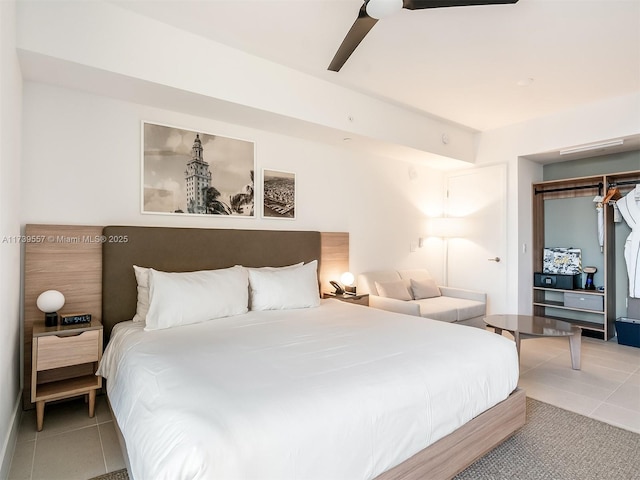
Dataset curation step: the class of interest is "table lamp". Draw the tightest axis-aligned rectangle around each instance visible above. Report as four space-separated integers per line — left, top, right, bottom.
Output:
341 272 356 294
37 290 65 327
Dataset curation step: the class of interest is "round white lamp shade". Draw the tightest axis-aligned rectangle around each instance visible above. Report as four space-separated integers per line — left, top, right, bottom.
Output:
340 272 355 286
36 290 65 313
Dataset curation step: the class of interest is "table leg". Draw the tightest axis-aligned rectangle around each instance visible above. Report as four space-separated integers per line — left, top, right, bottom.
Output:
493 327 503 336
36 400 45 432
88 389 96 418
569 328 582 370
513 331 521 359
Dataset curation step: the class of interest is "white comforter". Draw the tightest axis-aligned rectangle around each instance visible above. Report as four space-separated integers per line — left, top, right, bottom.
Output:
98 300 519 480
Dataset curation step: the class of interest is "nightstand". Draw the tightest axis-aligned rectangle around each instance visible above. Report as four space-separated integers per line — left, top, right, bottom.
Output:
322 292 369 306
31 320 103 431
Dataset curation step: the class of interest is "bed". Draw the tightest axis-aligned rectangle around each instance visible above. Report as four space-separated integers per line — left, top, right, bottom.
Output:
23 224 525 480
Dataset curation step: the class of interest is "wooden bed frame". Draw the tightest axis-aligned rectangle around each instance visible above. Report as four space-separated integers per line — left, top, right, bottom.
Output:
23 223 526 480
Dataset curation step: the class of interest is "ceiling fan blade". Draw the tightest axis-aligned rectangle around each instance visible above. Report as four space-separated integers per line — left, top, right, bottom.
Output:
403 0 518 9
328 4 378 72
328 0 518 72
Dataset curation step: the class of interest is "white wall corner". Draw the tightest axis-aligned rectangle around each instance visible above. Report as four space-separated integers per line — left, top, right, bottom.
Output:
0 394 22 480
1 1 24 477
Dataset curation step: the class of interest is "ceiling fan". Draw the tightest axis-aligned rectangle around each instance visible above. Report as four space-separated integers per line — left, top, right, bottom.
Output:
328 0 519 72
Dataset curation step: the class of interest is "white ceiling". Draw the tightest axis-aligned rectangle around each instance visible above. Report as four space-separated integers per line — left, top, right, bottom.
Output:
111 0 640 133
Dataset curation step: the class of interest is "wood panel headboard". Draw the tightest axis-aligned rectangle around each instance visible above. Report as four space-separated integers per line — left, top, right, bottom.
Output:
23 224 348 408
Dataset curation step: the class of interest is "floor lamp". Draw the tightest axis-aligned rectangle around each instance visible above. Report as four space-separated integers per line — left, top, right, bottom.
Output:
425 217 465 287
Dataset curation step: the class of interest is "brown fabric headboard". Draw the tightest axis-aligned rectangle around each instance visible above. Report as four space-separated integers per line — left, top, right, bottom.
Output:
102 226 322 339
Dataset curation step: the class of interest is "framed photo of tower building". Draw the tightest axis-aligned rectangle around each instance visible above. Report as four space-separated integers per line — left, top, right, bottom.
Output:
262 169 296 219
142 122 256 217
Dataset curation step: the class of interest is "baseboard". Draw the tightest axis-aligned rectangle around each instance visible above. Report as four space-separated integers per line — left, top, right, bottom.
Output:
0 392 22 480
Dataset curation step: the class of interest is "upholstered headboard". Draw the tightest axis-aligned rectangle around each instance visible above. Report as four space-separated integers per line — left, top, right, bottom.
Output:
23 224 347 408
102 226 324 337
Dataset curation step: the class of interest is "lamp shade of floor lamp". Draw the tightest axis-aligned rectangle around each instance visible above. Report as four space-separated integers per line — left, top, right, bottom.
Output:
426 217 466 286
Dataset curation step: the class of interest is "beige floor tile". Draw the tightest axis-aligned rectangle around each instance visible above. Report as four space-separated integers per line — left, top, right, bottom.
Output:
16 410 37 444
7 440 34 480
582 340 640 363
548 349 638 374
519 348 561 371
517 377 602 417
520 369 613 401
590 402 640 434
545 350 632 384
605 383 640 412
99 422 126 473
523 358 630 391
94 394 113 424
538 351 578 370
625 371 640 386
521 341 568 356
523 335 571 352
36 397 98 439
31 426 106 480
521 362 628 401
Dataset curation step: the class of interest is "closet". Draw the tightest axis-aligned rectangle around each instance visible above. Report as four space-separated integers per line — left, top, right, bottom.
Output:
532 170 640 340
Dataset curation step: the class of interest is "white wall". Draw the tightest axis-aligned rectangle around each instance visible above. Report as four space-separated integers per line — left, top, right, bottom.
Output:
475 92 640 314
16 0 476 166
0 0 23 476
21 82 447 281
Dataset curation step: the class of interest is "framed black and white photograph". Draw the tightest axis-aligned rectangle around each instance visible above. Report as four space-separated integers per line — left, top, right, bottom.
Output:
142 122 255 217
262 169 296 219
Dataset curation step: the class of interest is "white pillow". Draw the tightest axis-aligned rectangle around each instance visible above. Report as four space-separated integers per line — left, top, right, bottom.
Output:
248 260 320 310
145 266 249 331
132 265 150 323
375 280 413 301
410 278 441 299
243 262 303 271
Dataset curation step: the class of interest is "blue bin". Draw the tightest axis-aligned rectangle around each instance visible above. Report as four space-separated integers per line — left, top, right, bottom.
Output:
615 317 640 348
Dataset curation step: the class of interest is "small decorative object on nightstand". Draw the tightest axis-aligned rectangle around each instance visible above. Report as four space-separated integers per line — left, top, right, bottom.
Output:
31 319 103 431
322 292 369 307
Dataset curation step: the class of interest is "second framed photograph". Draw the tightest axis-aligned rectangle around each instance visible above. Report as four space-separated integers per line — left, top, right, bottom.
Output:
262 169 296 219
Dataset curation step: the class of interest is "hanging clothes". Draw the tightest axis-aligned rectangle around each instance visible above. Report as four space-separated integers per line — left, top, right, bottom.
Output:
617 186 640 298
593 195 604 252
597 204 604 250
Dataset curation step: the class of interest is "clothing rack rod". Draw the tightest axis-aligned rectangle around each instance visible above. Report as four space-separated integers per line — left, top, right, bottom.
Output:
534 183 603 195
608 180 640 188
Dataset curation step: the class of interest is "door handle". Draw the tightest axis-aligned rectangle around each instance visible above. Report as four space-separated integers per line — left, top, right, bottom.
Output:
488 257 501 262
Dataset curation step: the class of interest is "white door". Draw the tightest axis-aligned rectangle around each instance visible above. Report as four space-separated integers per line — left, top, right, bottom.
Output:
446 164 507 314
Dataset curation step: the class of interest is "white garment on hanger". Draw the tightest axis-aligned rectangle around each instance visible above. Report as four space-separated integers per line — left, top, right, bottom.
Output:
597 205 604 251
593 195 604 251
617 187 640 298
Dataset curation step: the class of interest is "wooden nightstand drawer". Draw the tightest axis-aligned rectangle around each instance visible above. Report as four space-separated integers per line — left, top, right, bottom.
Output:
31 321 103 431
36 330 100 371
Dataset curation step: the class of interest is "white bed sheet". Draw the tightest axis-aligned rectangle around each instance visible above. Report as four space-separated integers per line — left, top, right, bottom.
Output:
98 300 519 480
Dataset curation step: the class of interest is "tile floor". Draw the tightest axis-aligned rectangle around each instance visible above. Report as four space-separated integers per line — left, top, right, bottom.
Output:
8 395 125 480
517 333 640 433
7 333 640 480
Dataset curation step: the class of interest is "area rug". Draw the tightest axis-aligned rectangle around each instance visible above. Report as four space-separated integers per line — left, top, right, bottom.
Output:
89 398 640 480
454 398 640 480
